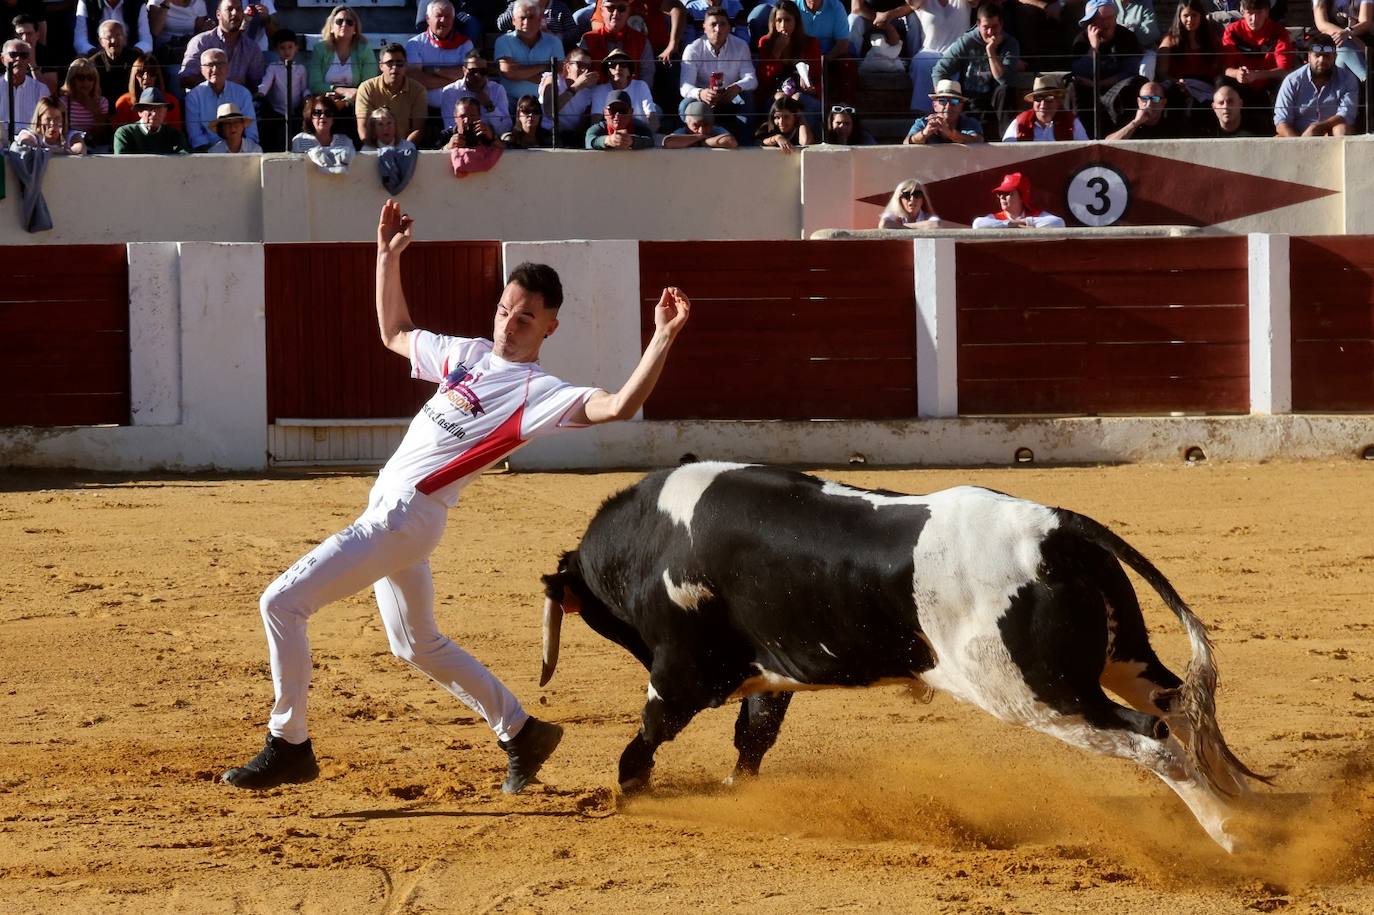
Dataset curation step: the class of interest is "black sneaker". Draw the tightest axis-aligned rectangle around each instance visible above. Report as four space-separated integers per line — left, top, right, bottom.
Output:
499 718 563 794
221 734 320 789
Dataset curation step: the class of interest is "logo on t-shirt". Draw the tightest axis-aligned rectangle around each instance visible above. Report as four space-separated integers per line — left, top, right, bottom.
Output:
439 362 485 416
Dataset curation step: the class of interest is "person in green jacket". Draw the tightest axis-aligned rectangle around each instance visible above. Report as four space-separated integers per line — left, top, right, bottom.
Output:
309 4 380 133
113 88 191 154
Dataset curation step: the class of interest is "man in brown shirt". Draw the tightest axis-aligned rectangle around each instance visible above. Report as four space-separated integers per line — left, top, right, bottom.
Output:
356 42 429 143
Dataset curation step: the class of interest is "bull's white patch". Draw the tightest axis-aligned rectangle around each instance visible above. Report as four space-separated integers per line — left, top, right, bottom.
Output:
661 569 712 610
819 480 928 507
656 462 752 534
818 643 837 658
728 665 916 700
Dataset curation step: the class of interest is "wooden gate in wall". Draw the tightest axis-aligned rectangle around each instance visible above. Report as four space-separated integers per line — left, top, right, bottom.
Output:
0 245 130 426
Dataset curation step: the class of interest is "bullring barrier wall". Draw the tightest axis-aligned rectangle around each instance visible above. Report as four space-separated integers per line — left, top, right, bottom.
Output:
3 138 1374 244
1 236 1370 472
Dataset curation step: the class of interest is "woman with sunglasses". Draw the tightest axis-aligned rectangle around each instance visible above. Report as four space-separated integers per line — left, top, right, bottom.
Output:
823 104 874 145
971 172 1065 229
878 178 939 228
60 57 113 149
308 4 379 131
291 92 356 152
502 95 553 147
113 54 183 130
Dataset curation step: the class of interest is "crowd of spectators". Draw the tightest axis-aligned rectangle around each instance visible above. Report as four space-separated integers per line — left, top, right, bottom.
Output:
0 0 1369 155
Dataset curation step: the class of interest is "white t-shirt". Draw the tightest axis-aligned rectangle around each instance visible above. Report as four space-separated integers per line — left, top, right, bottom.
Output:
913 0 971 55
373 330 598 507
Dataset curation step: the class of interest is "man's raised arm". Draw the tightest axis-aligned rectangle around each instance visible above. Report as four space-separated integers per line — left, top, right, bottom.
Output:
574 287 691 425
376 199 418 359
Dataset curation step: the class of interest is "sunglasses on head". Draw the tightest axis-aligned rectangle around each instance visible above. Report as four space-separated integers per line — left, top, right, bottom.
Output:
830 105 855 114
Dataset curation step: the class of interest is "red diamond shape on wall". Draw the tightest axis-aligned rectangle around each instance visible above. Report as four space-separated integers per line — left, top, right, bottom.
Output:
858 144 1337 228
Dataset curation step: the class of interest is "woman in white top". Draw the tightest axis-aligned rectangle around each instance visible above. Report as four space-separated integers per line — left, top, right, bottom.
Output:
878 178 941 228
908 0 971 109
291 92 356 152
14 97 88 155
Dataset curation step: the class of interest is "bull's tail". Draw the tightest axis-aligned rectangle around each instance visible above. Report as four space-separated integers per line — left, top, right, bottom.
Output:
539 550 583 687
1056 510 1273 796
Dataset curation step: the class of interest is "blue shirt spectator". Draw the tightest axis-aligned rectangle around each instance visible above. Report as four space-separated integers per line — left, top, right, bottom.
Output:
185 74 258 149
494 2 565 107
1274 41 1358 135
796 0 849 55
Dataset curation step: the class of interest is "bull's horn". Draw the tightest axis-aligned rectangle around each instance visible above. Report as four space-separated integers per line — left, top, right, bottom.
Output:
540 594 563 687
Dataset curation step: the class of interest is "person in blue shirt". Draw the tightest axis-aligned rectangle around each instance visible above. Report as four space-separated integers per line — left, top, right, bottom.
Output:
905 78 985 142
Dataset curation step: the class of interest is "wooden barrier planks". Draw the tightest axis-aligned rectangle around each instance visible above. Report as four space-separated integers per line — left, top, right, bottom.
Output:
0 246 129 426
638 240 918 420
955 238 1250 415
264 242 503 422
1290 237 1374 411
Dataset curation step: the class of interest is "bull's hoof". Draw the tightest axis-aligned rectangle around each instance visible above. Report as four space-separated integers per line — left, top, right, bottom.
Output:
723 765 759 788
618 772 652 795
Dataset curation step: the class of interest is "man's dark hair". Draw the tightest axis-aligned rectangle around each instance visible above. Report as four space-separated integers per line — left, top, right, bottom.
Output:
382 42 407 59
271 29 299 47
975 1 1002 20
508 262 564 310
703 5 730 22
12 13 39 29
1239 0 1266 10
1213 74 1242 92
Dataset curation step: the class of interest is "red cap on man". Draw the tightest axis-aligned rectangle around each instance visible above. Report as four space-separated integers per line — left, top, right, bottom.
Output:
992 172 1031 197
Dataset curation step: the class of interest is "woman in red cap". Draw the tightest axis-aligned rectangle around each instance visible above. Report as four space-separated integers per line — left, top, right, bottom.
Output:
971 172 1065 228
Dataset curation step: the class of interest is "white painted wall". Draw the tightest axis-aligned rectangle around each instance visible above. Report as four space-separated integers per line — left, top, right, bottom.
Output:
1248 233 1293 415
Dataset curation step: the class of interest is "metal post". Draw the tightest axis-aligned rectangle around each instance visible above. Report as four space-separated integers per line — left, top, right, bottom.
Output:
285 58 294 150
6 61 15 145
1091 49 1099 139
549 55 558 149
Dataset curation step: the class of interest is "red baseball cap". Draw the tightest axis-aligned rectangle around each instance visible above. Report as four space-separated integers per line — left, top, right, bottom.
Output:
992 172 1030 196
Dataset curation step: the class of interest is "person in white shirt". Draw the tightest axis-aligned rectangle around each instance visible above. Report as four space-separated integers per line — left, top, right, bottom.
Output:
75 0 154 56
971 171 1067 228
589 47 660 130
0 40 46 143
540 47 600 141
908 0 971 108
221 199 692 796
439 50 512 134
679 6 757 139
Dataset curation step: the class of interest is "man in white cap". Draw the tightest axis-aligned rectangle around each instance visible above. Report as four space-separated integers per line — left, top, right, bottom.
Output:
1070 0 1143 134
905 78 985 143
1002 73 1089 140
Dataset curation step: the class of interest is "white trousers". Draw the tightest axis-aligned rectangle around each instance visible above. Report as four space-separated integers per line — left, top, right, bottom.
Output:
259 487 529 744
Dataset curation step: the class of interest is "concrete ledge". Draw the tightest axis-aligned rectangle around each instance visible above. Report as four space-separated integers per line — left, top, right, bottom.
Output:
506 415 1374 470
812 225 1203 239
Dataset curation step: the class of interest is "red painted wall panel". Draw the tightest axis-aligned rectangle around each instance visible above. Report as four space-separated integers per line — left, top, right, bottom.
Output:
0 246 129 426
264 242 503 421
1289 237 1374 411
955 238 1250 415
638 240 918 420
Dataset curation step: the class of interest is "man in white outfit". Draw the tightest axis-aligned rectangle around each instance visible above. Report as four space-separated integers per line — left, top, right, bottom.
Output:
223 199 691 793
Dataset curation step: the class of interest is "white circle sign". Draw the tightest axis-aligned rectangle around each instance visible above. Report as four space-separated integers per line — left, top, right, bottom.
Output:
1066 165 1129 227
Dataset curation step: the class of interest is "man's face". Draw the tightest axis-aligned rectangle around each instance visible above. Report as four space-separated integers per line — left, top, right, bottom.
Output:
607 59 631 87
464 56 487 87
219 0 244 33
1031 92 1060 124
3 42 31 78
686 114 709 135
514 6 541 37
1212 85 1242 130
427 3 453 35
564 54 592 79
380 52 406 83
455 100 479 128
803 0 824 11
493 282 557 362
1241 4 1267 30
605 102 631 129
1310 47 1336 77
1137 82 1165 122
99 25 125 57
138 105 167 130
977 14 1001 43
1094 6 1117 38
931 95 962 118
202 52 228 87
996 188 1023 216
14 24 37 49
603 2 629 31
705 13 730 46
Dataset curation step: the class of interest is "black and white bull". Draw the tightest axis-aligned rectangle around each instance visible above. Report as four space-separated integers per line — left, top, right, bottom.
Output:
539 462 1268 851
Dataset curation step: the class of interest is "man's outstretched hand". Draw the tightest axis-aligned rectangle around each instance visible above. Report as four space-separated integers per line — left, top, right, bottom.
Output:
654 287 690 339
378 199 414 257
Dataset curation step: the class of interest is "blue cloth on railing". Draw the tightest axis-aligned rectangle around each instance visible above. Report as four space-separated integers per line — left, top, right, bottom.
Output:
3 142 53 233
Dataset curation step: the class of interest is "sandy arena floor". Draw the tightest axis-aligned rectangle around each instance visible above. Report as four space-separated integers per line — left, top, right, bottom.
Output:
1 461 1371 913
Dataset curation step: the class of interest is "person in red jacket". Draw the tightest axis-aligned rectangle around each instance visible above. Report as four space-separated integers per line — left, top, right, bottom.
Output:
1221 0 1296 112
1001 74 1089 141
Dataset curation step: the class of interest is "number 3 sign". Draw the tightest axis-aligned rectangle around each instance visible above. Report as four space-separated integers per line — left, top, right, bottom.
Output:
1066 164 1130 227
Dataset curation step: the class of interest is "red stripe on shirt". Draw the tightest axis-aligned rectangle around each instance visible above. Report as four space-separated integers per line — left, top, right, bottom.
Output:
415 370 532 495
